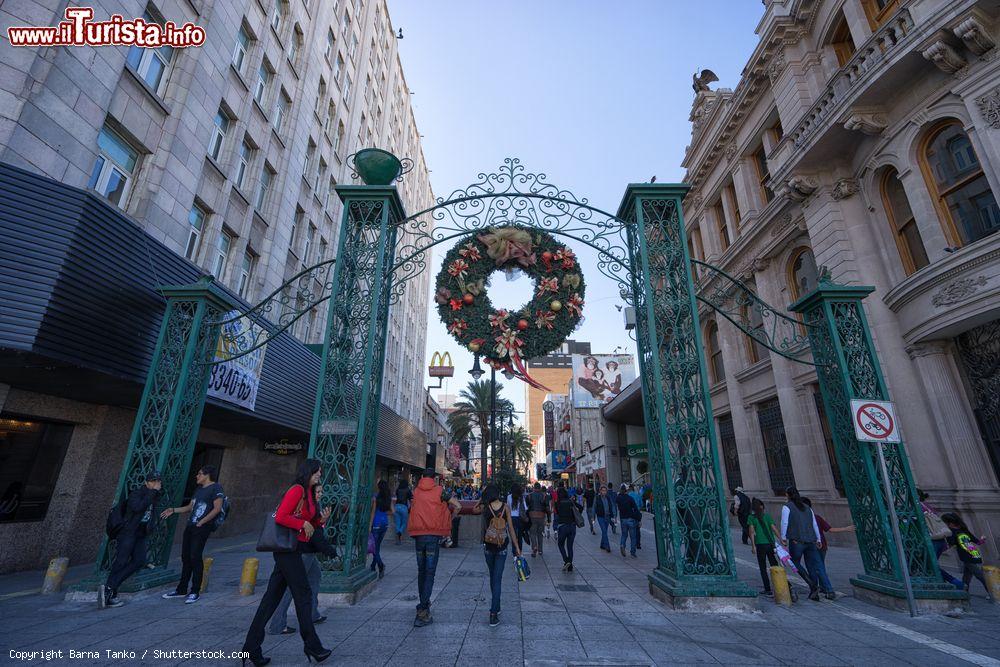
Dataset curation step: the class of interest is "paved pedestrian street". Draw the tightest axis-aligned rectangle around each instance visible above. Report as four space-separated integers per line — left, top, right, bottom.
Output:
2 521 998 667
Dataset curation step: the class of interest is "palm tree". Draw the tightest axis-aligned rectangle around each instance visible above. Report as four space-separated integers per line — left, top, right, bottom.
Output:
450 379 513 480
510 426 534 475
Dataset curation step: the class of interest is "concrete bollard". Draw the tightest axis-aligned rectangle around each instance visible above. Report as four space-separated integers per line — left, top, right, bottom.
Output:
240 557 259 596
41 557 69 594
769 566 792 606
984 565 1000 601
200 557 214 593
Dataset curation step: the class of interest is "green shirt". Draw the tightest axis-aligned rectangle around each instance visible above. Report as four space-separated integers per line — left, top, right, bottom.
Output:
747 513 775 545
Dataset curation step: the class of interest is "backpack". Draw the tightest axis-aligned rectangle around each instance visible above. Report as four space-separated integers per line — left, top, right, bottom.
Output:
484 505 507 547
105 491 129 538
212 495 231 530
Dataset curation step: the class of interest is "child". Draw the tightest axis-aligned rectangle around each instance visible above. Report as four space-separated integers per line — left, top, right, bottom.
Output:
941 512 994 601
746 498 781 597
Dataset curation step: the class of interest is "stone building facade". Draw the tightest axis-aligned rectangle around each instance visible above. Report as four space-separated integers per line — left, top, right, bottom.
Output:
682 0 1000 552
0 0 432 427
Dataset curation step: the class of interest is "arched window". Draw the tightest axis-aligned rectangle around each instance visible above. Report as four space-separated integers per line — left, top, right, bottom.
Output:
705 320 725 384
787 247 819 301
921 120 1000 247
880 168 929 275
742 281 769 364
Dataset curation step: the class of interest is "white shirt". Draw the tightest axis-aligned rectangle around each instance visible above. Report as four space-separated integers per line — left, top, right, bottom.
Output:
507 494 521 517
780 504 822 543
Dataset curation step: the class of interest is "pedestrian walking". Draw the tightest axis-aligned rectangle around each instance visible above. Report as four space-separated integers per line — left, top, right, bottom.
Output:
780 486 834 602
99 471 163 609
408 468 459 627
445 481 462 548
919 490 964 589
606 485 618 534
594 485 616 552
731 487 751 545
554 487 580 571
527 482 550 557
746 498 780 597
941 512 995 600
628 484 643 549
508 485 530 553
616 484 641 558
370 480 393 579
584 483 597 535
242 459 332 666
478 483 522 626
159 465 225 604
394 478 412 545
266 483 333 636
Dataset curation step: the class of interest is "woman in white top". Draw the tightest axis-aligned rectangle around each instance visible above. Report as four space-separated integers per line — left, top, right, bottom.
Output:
507 485 529 553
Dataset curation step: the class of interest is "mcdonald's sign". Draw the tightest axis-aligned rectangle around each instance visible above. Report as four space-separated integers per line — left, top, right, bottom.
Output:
428 351 455 378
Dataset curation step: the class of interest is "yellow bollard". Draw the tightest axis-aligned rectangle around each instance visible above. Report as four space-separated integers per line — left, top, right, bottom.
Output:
41 557 69 594
770 565 792 606
200 557 214 593
984 565 1000 601
240 557 259 596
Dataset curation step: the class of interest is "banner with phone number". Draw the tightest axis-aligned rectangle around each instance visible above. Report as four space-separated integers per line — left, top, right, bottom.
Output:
207 311 266 411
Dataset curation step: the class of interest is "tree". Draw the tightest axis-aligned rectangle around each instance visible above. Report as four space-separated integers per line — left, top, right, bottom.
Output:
510 426 534 475
450 379 513 480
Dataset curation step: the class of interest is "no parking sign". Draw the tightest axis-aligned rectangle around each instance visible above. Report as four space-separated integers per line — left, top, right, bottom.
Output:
850 399 901 443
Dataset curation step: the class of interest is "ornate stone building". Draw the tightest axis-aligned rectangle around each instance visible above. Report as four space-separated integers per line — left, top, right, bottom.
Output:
683 0 1000 553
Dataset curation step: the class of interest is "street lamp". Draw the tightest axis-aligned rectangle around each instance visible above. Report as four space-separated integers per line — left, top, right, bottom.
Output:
469 353 484 380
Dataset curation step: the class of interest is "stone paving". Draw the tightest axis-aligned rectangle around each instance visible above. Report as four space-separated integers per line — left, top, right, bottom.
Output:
1 518 999 666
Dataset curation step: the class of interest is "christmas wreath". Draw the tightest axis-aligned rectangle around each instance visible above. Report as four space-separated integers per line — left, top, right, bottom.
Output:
435 225 585 388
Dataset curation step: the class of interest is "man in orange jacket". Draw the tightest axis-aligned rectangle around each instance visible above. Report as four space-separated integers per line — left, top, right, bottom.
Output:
407 469 460 627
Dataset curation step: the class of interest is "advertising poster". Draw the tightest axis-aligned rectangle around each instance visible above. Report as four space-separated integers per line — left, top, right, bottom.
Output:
207 311 267 411
571 354 635 408
547 449 570 472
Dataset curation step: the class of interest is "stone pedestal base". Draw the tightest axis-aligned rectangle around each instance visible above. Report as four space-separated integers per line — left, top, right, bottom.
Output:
318 567 377 606
648 570 757 613
851 576 969 614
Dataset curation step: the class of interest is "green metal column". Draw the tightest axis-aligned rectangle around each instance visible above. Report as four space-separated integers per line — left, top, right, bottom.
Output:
618 185 754 605
311 186 403 596
789 281 965 606
90 277 234 591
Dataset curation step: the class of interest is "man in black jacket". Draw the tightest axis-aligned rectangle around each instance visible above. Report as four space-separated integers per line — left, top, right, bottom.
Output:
616 485 641 558
594 485 616 552
99 471 163 608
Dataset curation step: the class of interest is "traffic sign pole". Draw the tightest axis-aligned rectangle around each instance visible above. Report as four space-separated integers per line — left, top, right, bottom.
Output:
874 441 917 617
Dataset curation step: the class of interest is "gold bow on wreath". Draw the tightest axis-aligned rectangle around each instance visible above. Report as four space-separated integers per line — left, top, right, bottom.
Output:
477 227 536 268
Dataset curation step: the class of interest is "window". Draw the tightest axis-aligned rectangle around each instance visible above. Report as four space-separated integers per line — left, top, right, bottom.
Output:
304 224 316 264
235 140 253 190
921 120 1000 248
717 414 742 491
787 247 819 301
813 388 845 496
752 145 774 205
238 250 256 298
343 73 352 103
316 78 327 116
335 120 345 153
185 203 206 260
334 53 345 85
877 169 928 275
324 101 336 137
288 25 303 66
0 415 74 523
349 33 359 61
254 163 274 210
126 9 173 96
326 175 336 207
208 108 230 161
705 320 725 384
88 126 139 207
304 139 316 184
757 398 796 494
743 282 769 364
770 118 784 143
713 201 730 251
233 24 251 73
273 89 290 134
213 230 233 277
341 9 351 34
325 29 335 60
829 12 856 67
271 0 288 36
254 60 273 107
316 157 327 192
318 238 328 262
725 183 741 229
291 207 303 249
862 0 899 30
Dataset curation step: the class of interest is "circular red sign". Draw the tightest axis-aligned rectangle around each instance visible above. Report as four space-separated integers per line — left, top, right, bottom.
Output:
855 402 894 440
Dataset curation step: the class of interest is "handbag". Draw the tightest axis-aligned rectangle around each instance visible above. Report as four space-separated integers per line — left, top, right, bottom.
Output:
923 509 951 541
571 502 585 528
256 490 304 553
367 531 376 555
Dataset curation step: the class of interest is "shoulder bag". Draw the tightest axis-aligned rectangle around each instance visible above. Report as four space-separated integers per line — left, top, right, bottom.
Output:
571 501 585 528
256 488 305 553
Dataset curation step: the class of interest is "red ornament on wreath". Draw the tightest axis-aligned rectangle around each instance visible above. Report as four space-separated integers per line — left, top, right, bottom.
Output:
434 224 586 390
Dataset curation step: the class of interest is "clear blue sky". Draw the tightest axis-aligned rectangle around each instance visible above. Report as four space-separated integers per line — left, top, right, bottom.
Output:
387 0 764 418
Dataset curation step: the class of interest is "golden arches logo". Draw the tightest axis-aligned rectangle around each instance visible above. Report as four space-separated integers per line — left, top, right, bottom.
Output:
428 351 454 377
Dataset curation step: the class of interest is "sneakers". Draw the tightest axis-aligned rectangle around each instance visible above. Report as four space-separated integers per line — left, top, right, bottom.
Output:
561 562 570 571
489 613 499 627
762 590 774 597
808 590 820 602
162 590 186 599
413 609 432 627
107 593 124 608
824 591 836 600
185 593 200 604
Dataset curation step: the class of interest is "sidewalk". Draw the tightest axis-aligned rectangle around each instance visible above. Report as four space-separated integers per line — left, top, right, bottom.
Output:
1 516 999 666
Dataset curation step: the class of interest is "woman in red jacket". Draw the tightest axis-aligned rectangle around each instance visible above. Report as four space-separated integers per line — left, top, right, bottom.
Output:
242 459 332 665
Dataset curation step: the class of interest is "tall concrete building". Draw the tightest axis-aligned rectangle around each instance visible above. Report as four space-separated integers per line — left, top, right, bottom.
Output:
523 339 591 447
679 0 1000 552
0 0 434 571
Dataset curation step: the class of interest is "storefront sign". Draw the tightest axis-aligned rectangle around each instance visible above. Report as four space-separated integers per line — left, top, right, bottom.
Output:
547 449 570 472
208 310 267 411
321 419 357 435
263 440 305 455
627 443 648 458
543 401 555 453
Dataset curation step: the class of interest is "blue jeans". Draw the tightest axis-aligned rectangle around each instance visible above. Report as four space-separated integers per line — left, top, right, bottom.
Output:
597 516 610 550
557 523 576 563
620 518 638 555
371 525 387 568
414 535 440 610
394 504 409 535
484 547 507 614
790 540 832 593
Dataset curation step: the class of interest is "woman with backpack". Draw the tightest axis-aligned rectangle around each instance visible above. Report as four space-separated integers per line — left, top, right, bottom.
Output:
746 498 781 597
370 480 393 579
478 483 521 626
941 512 994 601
